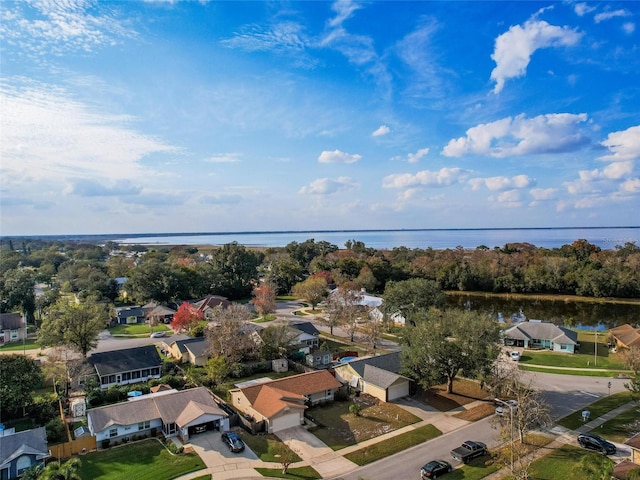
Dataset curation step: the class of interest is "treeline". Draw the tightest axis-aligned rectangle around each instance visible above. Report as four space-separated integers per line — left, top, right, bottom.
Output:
1 237 639 322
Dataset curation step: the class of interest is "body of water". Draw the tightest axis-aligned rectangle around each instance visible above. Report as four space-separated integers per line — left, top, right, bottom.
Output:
114 226 640 250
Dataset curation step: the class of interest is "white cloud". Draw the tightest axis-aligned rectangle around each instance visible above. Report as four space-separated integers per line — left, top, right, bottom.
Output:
372 125 390 137
469 175 536 191
64 179 142 197
407 148 430 163
318 149 362 163
594 9 630 24
622 23 635 34
530 188 558 200
563 161 633 195
198 194 242 204
0 0 137 59
574 3 596 16
382 167 467 189
620 178 640 193
442 113 589 158
599 125 640 162
490 18 582 93
206 153 242 163
496 190 521 204
299 176 358 195
1 78 178 186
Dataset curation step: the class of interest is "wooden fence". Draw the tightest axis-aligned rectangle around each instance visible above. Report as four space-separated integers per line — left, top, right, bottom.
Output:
49 436 97 459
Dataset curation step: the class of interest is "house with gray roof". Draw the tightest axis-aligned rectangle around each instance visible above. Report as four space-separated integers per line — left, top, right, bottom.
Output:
0 313 26 345
87 387 229 443
88 345 162 389
0 427 49 479
167 337 207 364
333 351 412 402
503 321 578 353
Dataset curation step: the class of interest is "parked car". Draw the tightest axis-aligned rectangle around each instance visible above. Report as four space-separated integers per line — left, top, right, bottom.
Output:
577 433 616 455
450 440 488 463
420 460 452 479
495 399 518 416
221 431 245 453
150 331 166 338
193 424 207 434
510 351 521 361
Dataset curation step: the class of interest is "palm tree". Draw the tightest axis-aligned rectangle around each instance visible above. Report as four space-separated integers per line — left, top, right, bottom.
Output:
39 458 82 480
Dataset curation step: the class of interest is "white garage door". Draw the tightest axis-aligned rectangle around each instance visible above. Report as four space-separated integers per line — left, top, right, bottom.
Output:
387 381 409 401
270 413 301 432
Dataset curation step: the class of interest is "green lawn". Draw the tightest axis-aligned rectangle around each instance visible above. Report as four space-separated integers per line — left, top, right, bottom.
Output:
76 439 205 480
518 365 623 377
528 444 613 479
343 424 442 466
307 398 421 450
0 339 41 351
237 432 301 463
590 403 640 443
109 323 170 336
254 466 321 479
557 391 634 430
519 349 626 371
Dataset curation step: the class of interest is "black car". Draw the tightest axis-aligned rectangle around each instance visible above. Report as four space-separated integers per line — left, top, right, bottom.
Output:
221 431 245 453
577 433 616 455
420 460 452 479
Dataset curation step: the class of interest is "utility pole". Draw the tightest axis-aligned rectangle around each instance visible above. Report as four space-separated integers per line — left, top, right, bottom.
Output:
496 398 515 475
594 330 598 367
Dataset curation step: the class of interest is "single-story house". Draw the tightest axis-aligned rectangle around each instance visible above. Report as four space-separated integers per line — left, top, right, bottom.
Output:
609 324 640 350
369 307 384 323
183 340 209 366
0 313 26 345
143 303 176 324
390 311 406 326
230 370 342 433
333 351 412 402
166 337 207 364
291 322 320 348
193 295 231 320
503 321 578 353
114 306 146 325
0 427 49 479
89 345 162 389
612 434 640 479
329 288 383 308
87 387 229 443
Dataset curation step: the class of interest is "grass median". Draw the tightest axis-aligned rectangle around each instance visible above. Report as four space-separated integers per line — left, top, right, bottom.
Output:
556 391 634 430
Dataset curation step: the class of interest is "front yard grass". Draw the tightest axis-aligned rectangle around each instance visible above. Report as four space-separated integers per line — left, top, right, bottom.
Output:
518 365 624 377
237 432 301 463
528 444 614 479
590 403 640 443
254 466 321 479
557 391 634 430
453 401 496 422
76 438 205 480
343 424 442 466
0 339 41 351
109 323 170 336
417 378 490 412
306 396 421 450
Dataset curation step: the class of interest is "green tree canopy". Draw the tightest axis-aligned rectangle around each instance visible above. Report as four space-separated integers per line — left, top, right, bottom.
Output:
292 276 328 310
0 354 43 415
38 298 111 357
383 278 446 324
401 308 501 393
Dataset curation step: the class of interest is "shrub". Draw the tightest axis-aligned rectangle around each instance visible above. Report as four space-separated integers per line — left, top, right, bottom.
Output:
150 427 157 437
101 439 110 449
349 403 362 416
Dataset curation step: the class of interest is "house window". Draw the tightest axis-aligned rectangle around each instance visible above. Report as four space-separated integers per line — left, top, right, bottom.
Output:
16 456 32 475
138 421 150 430
132 371 140 379
326 390 333 396
142 369 150 377
10 330 19 340
122 372 131 381
109 428 118 438
560 345 567 350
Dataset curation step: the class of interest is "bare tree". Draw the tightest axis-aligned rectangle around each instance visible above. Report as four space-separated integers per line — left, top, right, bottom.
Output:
205 304 259 364
324 282 363 341
622 345 640 375
361 313 384 353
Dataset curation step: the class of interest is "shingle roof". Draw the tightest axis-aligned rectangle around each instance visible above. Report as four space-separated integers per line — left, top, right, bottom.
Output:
88 387 227 432
184 340 208 358
610 324 640 348
504 322 578 345
171 337 206 355
193 295 230 311
250 386 307 418
339 351 403 377
625 433 640 450
291 322 319 336
239 370 342 405
363 364 409 389
89 345 162 377
0 427 48 466
0 312 23 330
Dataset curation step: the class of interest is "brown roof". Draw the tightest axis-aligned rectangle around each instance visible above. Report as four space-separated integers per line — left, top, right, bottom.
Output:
251 386 307 418
240 370 342 405
150 384 173 393
612 460 640 480
625 433 640 450
194 295 230 311
610 324 640 348
0 313 23 330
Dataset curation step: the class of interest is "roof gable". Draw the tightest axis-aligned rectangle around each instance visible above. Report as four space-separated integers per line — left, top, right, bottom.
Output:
291 322 319 336
251 386 307 418
339 352 402 378
504 322 578 345
0 312 23 330
0 427 48 465
240 370 341 403
363 364 409 389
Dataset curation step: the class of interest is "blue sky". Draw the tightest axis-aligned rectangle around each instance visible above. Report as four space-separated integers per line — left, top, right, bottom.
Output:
1 0 639 236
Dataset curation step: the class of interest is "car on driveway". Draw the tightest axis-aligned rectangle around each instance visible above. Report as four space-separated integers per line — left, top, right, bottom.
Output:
510 351 521 361
577 433 616 455
221 431 245 453
420 460 452 479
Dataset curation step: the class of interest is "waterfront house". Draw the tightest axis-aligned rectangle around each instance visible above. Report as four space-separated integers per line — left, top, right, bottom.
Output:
503 321 578 353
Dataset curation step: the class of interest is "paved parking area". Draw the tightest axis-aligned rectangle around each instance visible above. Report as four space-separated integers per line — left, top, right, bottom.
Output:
187 430 258 468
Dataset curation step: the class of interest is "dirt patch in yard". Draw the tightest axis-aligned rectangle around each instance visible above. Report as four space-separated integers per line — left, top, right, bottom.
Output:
417 378 492 412
453 401 496 422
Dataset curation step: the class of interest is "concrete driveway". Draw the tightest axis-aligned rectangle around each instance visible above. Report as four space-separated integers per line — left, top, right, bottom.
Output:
187 430 258 468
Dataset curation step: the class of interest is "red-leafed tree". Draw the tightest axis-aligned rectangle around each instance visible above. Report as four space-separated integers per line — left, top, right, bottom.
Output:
250 284 276 319
171 302 203 333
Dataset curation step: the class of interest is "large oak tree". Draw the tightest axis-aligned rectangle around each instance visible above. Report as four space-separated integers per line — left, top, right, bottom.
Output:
401 308 501 393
